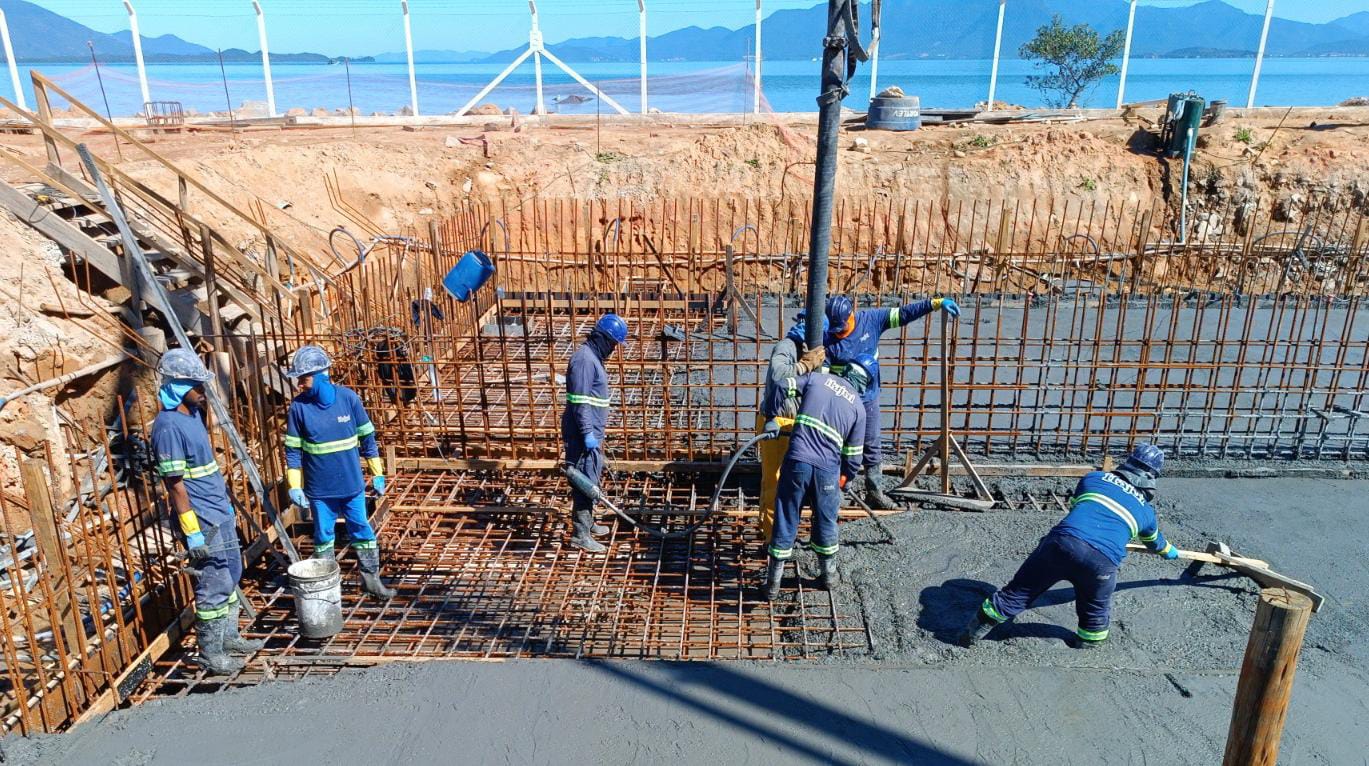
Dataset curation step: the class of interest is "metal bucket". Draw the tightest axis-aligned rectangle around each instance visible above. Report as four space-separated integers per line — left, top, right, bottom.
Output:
867 95 921 131
288 557 342 639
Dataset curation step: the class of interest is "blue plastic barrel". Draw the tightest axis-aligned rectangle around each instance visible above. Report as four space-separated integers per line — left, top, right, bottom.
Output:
867 95 921 131
442 249 495 302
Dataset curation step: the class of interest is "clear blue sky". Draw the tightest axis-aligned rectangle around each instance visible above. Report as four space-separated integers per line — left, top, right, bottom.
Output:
25 0 1369 58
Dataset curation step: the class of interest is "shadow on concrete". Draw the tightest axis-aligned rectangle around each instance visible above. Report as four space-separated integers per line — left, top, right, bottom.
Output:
591 660 978 766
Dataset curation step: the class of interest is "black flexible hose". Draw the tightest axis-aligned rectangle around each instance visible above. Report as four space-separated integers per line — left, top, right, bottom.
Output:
561 432 771 541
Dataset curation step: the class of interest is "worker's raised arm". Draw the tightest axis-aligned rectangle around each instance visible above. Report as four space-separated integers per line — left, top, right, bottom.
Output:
885 297 961 332
841 405 866 480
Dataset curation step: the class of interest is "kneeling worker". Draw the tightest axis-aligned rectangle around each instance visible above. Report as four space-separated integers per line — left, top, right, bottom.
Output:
959 444 1179 648
284 345 397 600
562 313 629 553
756 310 828 542
764 353 874 599
151 349 262 674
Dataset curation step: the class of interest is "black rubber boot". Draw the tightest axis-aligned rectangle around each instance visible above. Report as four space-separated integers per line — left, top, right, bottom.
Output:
818 554 839 590
356 545 397 600
863 472 898 510
764 556 786 601
195 616 245 675
570 508 607 553
222 600 265 655
313 544 336 560
1074 636 1106 650
957 611 998 647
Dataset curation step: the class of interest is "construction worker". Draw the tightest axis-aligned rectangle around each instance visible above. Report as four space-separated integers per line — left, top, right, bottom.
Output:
824 294 960 510
764 353 874 599
283 345 397 600
150 348 262 675
562 313 629 553
958 444 1180 649
756 310 829 542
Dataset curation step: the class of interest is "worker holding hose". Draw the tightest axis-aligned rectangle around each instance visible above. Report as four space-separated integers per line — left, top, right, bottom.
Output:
764 353 874 599
958 444 1180 649
151 348 262 675
756 310 829 544
562 313 629 553
823 295 961 510
283 345 397 600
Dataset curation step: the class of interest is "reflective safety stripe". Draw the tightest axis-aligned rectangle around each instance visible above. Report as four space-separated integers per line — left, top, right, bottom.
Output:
981 598 1008 623
228 590 239 605
784 377 797 399
157 459 187 475
315 540 335 552
196 602 231 621
1076 626 1109 642
566 393 612 407
887 307 901 328
829 363 847 374
1072 491 1139 538
808 540 839 556
841 444 863 456
768 546 793 560
1137 530 1159 542
352 539 378 550
184 461 220 479
283 434 303 448
795 414 843 447
301 436 360 455
355 421 376 437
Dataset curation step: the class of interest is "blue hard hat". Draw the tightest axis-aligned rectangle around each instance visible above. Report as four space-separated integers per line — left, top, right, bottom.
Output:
842 352 878 390
286 345 332 379
594 313 629 344
786 310 830 344
825 295 855 329
156 348 214 383
1124 443 1165 476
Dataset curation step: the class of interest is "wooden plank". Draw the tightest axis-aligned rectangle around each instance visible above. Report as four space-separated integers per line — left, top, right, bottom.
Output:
19 460 87 702
0 181 123 284
69 607 194 725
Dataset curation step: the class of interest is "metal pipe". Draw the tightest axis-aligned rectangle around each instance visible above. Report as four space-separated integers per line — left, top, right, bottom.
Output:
1116 0 1138 109
251 1 277 118
0 355 130 411
401 1 419 119
987 0 1006 110
122 1 151 115
1247 0 1275 109
0 10 22 111
638 0 648 114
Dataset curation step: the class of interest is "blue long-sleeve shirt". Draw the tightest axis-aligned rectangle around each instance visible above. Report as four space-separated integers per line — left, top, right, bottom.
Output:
284 385 378 499
785 372 866 478
826 301 935 402
1053 471 1173 566
561 342 611 442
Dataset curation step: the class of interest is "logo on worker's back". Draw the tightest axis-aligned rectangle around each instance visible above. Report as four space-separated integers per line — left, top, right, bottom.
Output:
337 414 351 424
823 377 857 404
1100 471 1145 502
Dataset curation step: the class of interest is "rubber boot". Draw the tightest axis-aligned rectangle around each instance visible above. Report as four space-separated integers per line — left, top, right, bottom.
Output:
356 545 397 600
818 554 839 590
313 543 336 561
569 508 607 553
195 616 245 675
863 471 898 510
957 611 998 647
591 520 610 536
222 600 265 655
1074 636 1105 650
763 556 786 601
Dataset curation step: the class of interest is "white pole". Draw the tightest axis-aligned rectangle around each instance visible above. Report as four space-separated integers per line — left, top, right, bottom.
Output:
752 0 762 113
540 48 630 115
123 1 151 115
987 0 1006 109
454 48 533 117
529 0 545 115
251 1 276 117
402 0 418 118
638 0 647 114
0 10 24 111
1246 0 1274 108
867 23 880 102
1116 0 1137 108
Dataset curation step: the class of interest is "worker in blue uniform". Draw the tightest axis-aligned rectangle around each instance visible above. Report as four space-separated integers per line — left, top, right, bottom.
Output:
562 313 629 554
150 348 262 675
756 310 829 543
763 353 874 599
823 294 960 510
958 444 1180 648
284 345 396 600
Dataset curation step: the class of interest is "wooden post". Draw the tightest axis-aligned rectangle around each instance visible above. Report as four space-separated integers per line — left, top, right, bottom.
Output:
1223 587 1314 766
20 460 86 669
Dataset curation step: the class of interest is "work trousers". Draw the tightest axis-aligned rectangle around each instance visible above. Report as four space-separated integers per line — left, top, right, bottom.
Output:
565 437 605 538
768 460 841 560
754 411 794 541
191 520 243 622
862 394 881 471
982 532 1119 642
310 492 378 555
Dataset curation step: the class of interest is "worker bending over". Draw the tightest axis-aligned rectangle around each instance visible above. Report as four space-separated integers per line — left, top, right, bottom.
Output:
756 310 828 542
824 294 960 509
562 313 629 553
151 349 262 675
959 444 1179 648
284 345 396 600
764 353 874 599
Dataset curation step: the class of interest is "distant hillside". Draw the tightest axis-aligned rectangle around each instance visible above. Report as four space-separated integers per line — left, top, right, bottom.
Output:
479 0 1369 63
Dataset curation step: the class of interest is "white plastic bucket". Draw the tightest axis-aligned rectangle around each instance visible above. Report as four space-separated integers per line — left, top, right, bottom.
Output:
288 558 343 639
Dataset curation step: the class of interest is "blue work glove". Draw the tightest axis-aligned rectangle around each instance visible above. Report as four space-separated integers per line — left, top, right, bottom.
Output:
763 420 781 439
1161 545 1180 561
185 532 210 565
372 475 387 496
934 297 961 318
584 433 601 451
288 488 310 511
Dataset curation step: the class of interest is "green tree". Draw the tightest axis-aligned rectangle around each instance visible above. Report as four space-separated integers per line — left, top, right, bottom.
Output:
1020 15 1125 109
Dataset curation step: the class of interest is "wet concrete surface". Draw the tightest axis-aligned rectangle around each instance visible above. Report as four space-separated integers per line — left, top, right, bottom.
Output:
7 478 1368 764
